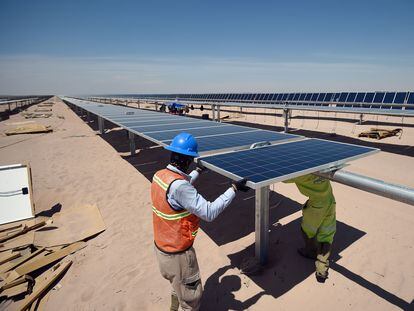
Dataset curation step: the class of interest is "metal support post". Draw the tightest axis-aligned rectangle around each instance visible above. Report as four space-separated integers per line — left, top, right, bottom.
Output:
255 186 270 265
211 105 215 121
98 116 104 134
217 105 221 122
240 107 243 113
316 169 414 206
359 114 363 125
155 103 158 111
283 108 289 132
129 131 136 156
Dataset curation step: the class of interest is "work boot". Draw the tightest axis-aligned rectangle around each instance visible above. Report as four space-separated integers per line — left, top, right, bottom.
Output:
315 242 331 283
297 228 317 260
170 293 179 311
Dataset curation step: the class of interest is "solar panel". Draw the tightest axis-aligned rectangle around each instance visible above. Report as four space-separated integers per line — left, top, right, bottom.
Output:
346 92 357 103
324 93 333 102
371 92 385 108
175 130 299 153
63 97 300 154
129 121 221 133
145 124 257 141
299 93 306 101
364 92 375 103
198 139 378 188
310 93 318 101
407 92 414 110
383 92 396 104
317 93 326 102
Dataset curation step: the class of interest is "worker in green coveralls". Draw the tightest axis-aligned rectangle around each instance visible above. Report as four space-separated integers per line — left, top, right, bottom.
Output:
284 174 336 283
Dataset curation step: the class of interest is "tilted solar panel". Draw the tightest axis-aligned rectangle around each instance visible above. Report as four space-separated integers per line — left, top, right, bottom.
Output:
364 92 375 103
372 92 385 108
407 92 414 110
198 139 378 188
383 92 396 104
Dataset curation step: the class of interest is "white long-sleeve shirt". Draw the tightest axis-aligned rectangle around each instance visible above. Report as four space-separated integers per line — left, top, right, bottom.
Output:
166 164 236 222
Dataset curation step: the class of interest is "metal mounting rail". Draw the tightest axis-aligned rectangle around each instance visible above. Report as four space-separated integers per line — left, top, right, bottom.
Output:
316 169 414 206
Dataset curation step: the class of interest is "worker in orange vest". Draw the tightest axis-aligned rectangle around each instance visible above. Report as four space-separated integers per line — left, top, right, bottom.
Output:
152 133 249 311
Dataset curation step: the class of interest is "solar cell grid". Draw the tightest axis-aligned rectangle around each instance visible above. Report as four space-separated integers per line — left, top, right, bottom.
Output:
147 125 258 141
310 93 318 101
393 92 407 104
129 121 222 133
407 93 414 110
346 93 357 103
165 130 299 153
364 93 375 103
383 92 396 104
317 93 326 102
199 139 378 187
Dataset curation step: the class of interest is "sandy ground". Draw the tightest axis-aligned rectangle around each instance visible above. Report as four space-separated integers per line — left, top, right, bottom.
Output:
0 97 413 310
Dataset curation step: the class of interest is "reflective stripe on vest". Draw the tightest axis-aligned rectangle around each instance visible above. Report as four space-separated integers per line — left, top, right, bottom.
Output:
152 206 191 220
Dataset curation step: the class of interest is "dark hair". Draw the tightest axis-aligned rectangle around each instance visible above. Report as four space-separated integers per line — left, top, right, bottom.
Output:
170 152 193 172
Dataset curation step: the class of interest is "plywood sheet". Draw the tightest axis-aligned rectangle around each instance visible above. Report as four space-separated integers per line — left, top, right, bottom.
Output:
34 204 105 247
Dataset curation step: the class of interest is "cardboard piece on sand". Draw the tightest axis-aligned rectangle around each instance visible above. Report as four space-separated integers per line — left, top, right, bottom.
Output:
34 204 106 247
5 124 52 136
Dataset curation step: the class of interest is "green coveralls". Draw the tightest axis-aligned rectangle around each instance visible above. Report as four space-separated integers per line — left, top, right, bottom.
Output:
284 174 336 244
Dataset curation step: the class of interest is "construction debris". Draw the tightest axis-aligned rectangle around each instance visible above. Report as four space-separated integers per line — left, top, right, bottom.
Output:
358 128 402 140
33 109 52 113
5 124 52 136
37 103 54 108
0 203 106 309
22 113 52 119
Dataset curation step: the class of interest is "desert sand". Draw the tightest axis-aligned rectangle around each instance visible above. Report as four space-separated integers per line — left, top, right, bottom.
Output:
0 97 413 310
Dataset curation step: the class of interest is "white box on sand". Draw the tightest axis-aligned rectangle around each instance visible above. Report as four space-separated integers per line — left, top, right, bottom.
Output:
0 164 35 225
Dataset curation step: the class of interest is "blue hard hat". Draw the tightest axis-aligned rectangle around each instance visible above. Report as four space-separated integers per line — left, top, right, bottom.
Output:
165 133 199 157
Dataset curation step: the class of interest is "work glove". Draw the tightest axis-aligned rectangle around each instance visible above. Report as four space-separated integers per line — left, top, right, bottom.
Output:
195 163 207 173
232 178 249 192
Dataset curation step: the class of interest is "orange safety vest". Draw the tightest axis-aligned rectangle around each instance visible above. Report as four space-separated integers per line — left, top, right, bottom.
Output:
151 168 200 253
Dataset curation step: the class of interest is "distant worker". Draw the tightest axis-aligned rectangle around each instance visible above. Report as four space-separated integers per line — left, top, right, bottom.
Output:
151 133 249 310
284 174 336 283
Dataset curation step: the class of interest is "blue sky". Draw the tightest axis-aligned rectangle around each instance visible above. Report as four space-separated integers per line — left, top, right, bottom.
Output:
0 0 413 95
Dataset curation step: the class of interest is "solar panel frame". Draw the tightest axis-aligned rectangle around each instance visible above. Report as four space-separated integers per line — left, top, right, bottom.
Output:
198 138 379 189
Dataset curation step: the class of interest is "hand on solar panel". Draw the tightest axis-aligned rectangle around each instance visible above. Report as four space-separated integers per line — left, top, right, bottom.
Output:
195 163 207 173
232 178 249 192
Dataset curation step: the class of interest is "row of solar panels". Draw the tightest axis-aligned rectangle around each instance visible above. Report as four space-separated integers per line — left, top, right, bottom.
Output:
121 92 414 110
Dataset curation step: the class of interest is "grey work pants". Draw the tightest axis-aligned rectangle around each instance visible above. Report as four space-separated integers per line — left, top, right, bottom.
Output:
154 246 203 311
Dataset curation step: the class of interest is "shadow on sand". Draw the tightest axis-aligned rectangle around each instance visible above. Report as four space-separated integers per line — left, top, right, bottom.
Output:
74 108 412 310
